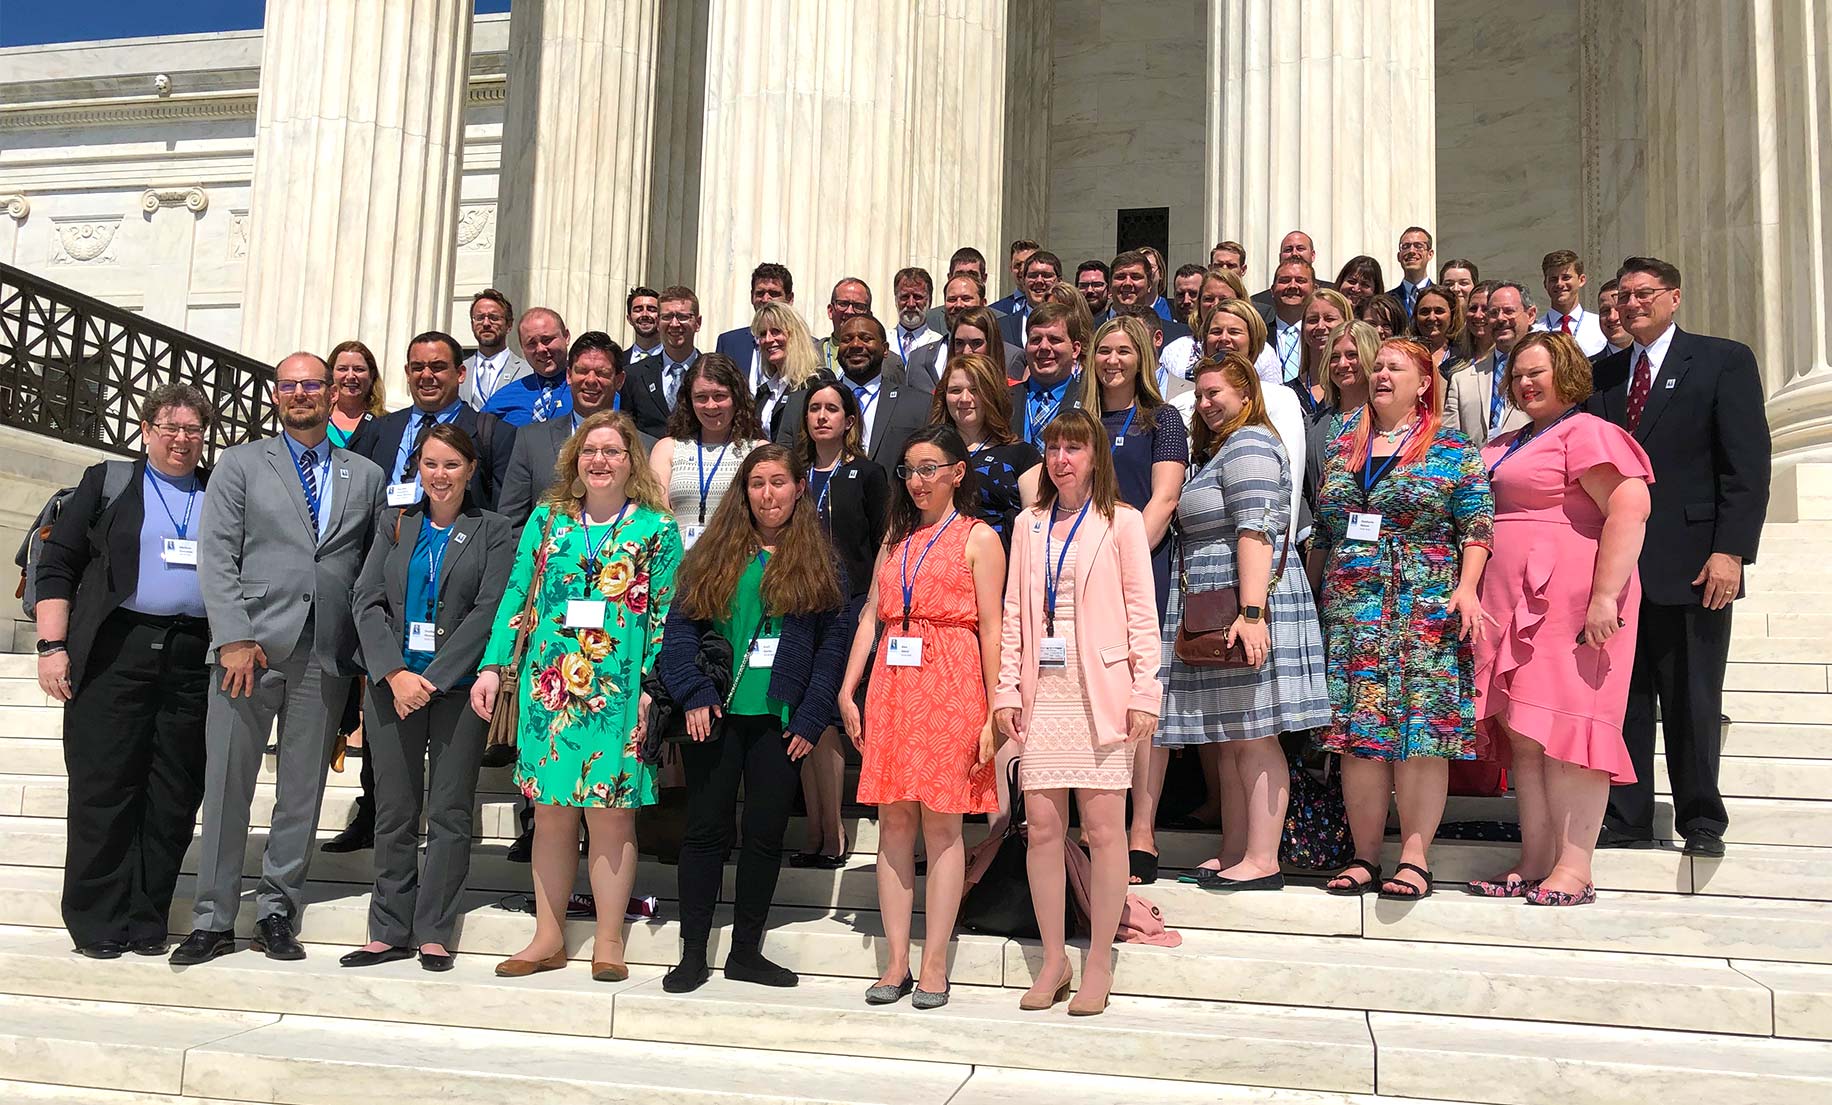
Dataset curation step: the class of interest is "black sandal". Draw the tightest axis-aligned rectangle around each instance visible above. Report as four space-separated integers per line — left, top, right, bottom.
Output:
1325 859 1382 896
1128 850 1159 885
1377 862 1433 900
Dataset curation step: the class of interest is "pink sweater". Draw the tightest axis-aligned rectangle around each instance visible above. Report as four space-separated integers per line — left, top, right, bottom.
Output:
993 503 1162 746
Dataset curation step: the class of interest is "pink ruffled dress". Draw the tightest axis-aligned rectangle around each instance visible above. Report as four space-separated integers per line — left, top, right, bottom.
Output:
1473 412 1653 783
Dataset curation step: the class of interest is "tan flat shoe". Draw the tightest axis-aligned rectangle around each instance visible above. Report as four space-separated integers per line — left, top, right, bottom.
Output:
591 960 629 982
494 950 567 978
1017 966 1073 1011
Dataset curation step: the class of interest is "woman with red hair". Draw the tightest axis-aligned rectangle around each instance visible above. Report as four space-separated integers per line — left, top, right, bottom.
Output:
1307 338 1494 900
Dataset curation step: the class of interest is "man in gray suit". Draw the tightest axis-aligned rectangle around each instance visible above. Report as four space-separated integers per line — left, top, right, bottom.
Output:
1445 282 1536 446
172 352 386 965
458 289 532 410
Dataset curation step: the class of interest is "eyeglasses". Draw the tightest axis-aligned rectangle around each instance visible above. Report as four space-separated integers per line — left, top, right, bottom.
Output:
895 462 957 482
660 312 698 324
274 380 327 395
1398 242 1431 253
149 422 205 438
831 300 870 313
579 447 628 461
407 361 455 373
1620 286 1675 304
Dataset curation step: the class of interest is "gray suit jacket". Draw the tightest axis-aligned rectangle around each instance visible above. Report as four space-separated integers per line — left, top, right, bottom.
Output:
1444 352 1529 446
197 434 386 672
461 349 534 410
351 505 516 693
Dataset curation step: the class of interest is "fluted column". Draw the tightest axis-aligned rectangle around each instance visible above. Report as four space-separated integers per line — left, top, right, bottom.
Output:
239 0 471 391
492 0 661 336
902 0 1009 286
1204 0 1436 280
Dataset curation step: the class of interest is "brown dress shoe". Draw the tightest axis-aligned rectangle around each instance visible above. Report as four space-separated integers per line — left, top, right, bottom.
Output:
493 950 568 977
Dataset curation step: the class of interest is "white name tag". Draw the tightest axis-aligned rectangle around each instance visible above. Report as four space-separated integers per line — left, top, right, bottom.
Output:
407 621 437 652
1347 512 1383 542
160 538 198 566
565 600 607 629
681 524 705 549
748 637 779 669
386 482 421 507
886 636 923 667
1040 637 1068 668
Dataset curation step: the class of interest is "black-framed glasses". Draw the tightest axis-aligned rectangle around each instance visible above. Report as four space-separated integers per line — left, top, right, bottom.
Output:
149 422 206 438
274 380 327 395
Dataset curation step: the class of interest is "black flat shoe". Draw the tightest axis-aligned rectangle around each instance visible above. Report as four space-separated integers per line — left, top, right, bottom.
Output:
1128 850 1159 886
724 946 798 987
808 852 848 870
320 819 374 854
169 929 235 966
663 950 711 994
788 851 820 868
127 935 171 956
1683 829 1726 858
251 916 306 961
506 827 534 864
1209 872 1285 892
339 945 412 968
74 940 126 959
419 951 456 973
1181 867 1225 887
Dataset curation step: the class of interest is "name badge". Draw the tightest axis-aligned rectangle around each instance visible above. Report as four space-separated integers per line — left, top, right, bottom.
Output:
1040 637 1068 668
565 599 607 629
886 636 923 667
681 524 705 549
408 621 437 652
748 637 779 669
1347 512 1383 542
386 482 421 507
161 538 199 566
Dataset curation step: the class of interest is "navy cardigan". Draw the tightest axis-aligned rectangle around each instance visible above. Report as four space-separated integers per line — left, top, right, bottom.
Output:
658 573 855 741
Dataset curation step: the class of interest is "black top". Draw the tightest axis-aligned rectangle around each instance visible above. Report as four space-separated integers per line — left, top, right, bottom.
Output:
968 441 1041 550
813 457 889 601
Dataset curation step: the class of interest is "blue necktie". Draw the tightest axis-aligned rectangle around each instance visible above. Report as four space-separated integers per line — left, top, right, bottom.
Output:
297 447 320 537
532 382 560 422
1490 356 1508 431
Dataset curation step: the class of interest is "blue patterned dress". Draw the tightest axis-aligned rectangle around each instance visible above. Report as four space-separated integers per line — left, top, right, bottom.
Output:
1314 425 1495 760
968 440 1041 550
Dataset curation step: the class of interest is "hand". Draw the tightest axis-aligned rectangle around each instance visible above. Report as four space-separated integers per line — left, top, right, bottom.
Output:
470 670 502 721
686 705 722 742
785 732 815 761
994 706 1024 744
37 651 72 702
1125 709 1158 744
1693 552 1743 611
631 691 652 746
218 640 267 699
1226 616 1271 668
385 670 436 718
1446 586 1493 643
838 694 864 752
1580 593 1623 648
976 718 996 765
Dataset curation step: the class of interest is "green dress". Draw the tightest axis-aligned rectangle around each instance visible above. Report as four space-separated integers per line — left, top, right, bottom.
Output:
480 502 683 808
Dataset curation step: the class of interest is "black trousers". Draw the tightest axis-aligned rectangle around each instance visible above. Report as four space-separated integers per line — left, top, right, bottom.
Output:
61 611 209 947
677 714 799 951
1610 598 1732 838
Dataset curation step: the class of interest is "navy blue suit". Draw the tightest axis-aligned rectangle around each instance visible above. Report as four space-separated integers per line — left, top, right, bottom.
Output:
714 326 757 372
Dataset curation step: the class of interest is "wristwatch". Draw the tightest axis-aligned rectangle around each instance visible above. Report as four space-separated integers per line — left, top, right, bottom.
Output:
1240 606 1264 623
35 639 67 656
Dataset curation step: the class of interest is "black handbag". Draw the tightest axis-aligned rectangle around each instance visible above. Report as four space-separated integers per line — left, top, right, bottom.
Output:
1279 736 1355 870
957 761 1075 939
638 633 735 765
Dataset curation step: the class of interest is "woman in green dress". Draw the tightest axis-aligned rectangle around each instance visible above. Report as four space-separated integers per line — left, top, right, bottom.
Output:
471 410 683 981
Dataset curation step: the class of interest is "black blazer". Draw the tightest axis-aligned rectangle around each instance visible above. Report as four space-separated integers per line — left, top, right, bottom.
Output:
622 352 676 439
350 503 516 693
347 404 516 512
819 458 889 600
1584 328 1771 606
36 458 211 689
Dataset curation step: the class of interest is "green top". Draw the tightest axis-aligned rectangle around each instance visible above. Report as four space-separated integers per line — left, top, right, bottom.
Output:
718 551 791 723
326 421 357 449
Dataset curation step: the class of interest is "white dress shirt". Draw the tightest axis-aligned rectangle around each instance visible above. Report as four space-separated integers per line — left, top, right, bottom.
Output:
1537 305 1609 357
1630 323 1678 388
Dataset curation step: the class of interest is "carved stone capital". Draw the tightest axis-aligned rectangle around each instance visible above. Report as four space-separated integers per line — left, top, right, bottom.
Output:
0 194 26 221
141 186 208 214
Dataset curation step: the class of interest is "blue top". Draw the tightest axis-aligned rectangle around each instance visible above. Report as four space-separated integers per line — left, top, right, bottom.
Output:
1022 373 1077 444
123 465 207 618
808 465 835 523
481 371 572 427
1151 295 1174 322
401 520 471 684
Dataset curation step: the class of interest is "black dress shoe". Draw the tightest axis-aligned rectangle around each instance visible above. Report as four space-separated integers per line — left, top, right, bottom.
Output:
1597 826 1654 849
420 950 456 973
724 945 798 987
74 940 126 959
339 945 413 968
663 948 711 993
506 827 534 863
320 818 375 854
169 929 235 966
480 742 517 769
1683 829 1727 858
251 916 306 961
127 935 171 956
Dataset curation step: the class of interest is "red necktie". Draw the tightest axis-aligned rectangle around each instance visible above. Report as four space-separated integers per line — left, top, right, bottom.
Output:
1560 314 1573 334
1625 351 1652 431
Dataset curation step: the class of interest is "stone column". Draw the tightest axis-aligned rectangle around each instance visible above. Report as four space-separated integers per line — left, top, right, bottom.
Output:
239 0 471 391
1639 0 1831 468
1203 0 1436 281
0 194 27 265
902 0 1010 286
491 0 662 337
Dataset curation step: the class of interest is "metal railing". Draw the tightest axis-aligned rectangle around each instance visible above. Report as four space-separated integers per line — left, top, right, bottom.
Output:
0 262 274 461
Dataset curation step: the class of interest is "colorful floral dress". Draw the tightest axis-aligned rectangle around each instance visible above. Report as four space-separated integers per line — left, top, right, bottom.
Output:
1314 425 1494 760
480 502 683 807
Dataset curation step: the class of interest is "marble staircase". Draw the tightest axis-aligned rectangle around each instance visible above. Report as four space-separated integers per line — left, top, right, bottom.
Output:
0 471 1830 1102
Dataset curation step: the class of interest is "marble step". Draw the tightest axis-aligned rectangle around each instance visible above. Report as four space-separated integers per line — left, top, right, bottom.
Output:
0 655 34 678
0 1082 261 1105
0 678 53 707
1741 612 1832 639
0 703 59 737
1719 690 1832 724
1725 661 1832 693
1368 1011 1832 1104
1730 637 1832 665
1733 961 1832 1040
0 992 275 1096
1438 794 1832 848
944 1067 1482 1105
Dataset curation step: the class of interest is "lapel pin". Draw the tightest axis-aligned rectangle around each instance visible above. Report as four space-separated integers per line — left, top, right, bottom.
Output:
1665 378 1677 389
848 469 858 479
454 532 468 544
338 469 349 478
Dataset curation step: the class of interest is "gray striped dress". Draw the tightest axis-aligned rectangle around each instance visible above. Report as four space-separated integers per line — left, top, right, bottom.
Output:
1156 425 1331 745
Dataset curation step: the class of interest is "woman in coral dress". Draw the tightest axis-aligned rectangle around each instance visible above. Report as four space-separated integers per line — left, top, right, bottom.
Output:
1472 332 1652 906
842 424 1005 1009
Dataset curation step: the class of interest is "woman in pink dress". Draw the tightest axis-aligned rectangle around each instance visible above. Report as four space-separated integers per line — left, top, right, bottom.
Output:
1471 332 1653 907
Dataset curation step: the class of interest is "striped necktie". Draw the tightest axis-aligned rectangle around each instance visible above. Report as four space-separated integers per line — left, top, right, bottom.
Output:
296 447 320 537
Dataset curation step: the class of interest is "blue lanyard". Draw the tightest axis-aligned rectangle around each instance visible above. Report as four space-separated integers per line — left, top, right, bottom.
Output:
1362 422 1417 497
814 463 838 520
1043 500 1091 636
1111 404 1139 446
421 522 454 619
1488 407 1577 479
898 510 957 632
585 501 634 562
695 439 731 522
1294 377 1323 419
144 466 199 539
282 433 325 524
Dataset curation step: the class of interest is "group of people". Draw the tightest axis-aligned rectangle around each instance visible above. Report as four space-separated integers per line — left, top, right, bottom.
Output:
34 228 1770 1017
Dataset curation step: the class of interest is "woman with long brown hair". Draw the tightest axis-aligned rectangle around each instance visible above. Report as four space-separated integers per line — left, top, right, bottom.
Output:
657 445 853 994
949 306 1015 382
930 352 1041 546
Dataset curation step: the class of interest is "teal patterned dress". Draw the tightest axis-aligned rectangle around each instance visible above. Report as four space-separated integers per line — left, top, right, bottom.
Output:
480 501 683 807
1313 426 1494 760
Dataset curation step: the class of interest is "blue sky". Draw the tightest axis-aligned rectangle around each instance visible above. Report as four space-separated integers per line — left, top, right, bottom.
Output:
0 0 511 48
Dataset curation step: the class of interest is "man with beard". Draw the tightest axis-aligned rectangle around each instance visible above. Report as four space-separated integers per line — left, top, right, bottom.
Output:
1077 259 1112 321
173 352 385 965
625 286 664 363
774 314 932 474
459 289 529 410
891 266 945 367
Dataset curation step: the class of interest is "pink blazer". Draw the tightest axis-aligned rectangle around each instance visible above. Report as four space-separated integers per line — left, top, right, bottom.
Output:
993 503 1162 746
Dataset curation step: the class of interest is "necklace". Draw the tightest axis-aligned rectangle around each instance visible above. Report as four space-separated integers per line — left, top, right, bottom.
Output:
1376 420 1415 443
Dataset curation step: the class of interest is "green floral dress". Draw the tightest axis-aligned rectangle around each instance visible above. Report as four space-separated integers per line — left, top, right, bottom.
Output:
480 502 682 808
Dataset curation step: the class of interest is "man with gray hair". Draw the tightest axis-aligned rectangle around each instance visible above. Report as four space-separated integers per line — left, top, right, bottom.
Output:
1445 281 1535 444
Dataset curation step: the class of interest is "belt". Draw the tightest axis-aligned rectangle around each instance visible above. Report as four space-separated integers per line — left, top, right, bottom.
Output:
113 608 209 633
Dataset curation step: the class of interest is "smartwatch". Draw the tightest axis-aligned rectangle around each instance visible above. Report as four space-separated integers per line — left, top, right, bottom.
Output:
1240 606 1264 623
35 639 67 656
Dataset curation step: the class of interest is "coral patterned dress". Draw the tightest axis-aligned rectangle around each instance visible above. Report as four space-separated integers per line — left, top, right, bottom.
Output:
857 515 998 814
